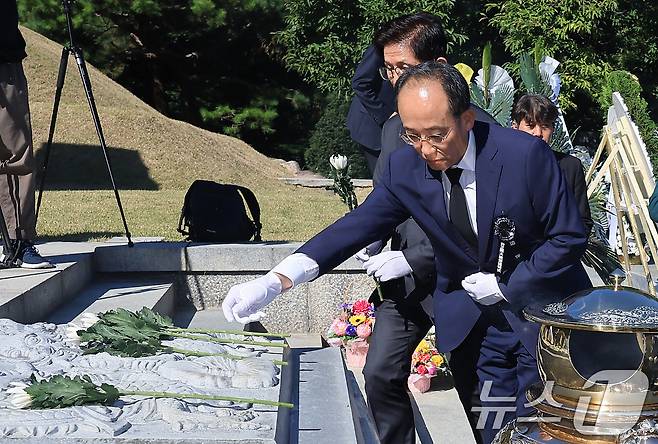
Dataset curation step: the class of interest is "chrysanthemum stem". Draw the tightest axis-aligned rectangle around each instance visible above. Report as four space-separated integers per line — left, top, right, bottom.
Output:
120 390 293 408
166 327 289 338
169 332 287 348
374 278 384 302
170 347 287 366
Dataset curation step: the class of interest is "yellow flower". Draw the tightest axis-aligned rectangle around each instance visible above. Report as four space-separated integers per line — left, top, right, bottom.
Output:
431 354 444 367
454 63 474 83
415 340 430 353
349 314 366 326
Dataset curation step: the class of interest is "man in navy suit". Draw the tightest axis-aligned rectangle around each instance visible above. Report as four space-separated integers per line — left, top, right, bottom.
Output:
357 12 501 444
223 62 592 443
346 44 396 174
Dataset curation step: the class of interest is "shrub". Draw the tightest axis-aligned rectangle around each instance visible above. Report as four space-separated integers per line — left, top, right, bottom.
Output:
305 95 369 179
600 71 658 173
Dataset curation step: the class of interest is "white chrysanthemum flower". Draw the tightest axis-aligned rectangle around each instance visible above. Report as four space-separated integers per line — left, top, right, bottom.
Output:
474 65 514 95
78 312 101 328
64 324 82 345
329 154 348 171
7 382 32 409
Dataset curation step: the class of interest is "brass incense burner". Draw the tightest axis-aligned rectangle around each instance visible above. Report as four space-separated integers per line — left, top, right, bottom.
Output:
495 271 658 443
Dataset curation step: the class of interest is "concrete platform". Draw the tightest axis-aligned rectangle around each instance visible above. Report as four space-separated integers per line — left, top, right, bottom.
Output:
91 241 378 335
172 305 237 330
46 273 176 325
92 241 368 273
0 242 96 323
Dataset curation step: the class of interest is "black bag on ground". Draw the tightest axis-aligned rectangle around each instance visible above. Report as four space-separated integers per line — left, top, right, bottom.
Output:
178 180 262 242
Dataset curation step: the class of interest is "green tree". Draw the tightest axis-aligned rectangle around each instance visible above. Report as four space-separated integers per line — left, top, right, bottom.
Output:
484 0 658 146
597 0 658 119
19 0 227 118
484 0 618 111
274 0 466 95
304 95 369 178
18 0 318 160
601 71 658 173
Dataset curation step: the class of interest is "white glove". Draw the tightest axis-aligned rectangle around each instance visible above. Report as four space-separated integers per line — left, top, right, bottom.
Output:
461 272 506 306
362 250 413 282
222 272 283 324
355 240 385 262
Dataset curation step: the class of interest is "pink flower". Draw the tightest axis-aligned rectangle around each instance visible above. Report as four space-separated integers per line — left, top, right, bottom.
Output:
427 364 437 376
351 299 372 314
332 320 348 336
356 323 372 338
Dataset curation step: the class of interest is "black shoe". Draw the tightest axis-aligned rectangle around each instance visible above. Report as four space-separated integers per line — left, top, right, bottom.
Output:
16 242 54 269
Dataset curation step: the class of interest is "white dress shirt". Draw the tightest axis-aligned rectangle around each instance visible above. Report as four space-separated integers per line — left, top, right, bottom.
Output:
271 253 319 287
441 130 478 235
439 132 505 302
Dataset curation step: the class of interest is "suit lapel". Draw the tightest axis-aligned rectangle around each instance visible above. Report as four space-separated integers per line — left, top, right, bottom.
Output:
474 122 503 266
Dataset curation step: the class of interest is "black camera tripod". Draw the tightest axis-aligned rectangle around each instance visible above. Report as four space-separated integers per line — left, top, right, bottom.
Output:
35 0 133 247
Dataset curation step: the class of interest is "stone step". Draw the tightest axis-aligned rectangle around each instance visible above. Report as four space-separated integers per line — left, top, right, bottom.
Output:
0 242 96 323
92 241 367 273
172 306 237 330
46 273 176 325
173 307 357 443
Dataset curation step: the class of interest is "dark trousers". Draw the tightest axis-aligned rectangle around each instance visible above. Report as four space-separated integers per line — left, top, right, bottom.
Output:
360 145 380 176
449 305 539 444
0 62 36 241
362 294 433 444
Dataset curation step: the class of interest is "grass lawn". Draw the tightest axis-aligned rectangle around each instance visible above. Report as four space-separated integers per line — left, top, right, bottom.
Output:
36 187 373 242
23 28 374 244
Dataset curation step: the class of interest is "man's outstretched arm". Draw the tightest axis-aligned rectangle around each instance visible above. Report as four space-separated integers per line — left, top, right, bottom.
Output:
222 170 409 323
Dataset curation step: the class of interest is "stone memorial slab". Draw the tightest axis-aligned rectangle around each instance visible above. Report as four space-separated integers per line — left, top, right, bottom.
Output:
0 318 288 443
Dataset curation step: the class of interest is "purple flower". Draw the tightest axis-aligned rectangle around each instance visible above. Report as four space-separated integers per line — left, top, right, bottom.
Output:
346 325 357 337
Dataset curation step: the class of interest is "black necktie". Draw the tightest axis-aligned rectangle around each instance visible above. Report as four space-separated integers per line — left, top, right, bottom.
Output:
445 168 477 248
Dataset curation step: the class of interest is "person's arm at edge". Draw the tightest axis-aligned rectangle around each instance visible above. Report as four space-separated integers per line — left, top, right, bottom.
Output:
351 45 394 126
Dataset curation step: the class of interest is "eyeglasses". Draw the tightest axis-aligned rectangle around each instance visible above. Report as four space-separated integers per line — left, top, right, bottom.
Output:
378 65 410 80
400 128 453 148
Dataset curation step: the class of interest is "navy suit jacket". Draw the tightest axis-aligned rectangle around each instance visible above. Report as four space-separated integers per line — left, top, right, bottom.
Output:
298 121 592 356
346 45 396 151
368 107 500 314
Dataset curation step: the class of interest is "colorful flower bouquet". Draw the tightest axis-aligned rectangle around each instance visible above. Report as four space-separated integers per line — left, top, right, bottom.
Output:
408 335 449 393
326 299 375 367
